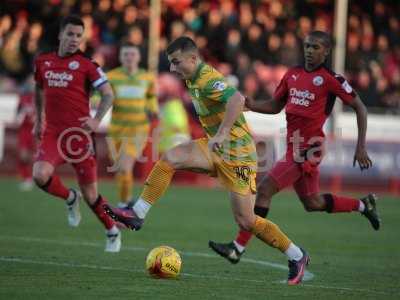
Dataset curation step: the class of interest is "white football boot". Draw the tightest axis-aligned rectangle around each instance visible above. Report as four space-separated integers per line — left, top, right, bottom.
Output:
105 227 121 253
66 188 82 227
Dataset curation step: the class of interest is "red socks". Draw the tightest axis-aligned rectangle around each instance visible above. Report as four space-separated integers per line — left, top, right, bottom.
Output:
323 193 360 213
235 230 253 247
40 175 70 199
90 195 116 230
18 162 32 180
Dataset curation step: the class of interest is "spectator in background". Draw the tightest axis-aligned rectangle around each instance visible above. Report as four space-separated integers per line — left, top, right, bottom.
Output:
225 28 242 66
355 69 382 108
264 33 282 65
238 3 253 35
235 52 252 87
280 32 301 67
0 14 12 49
125 26 148 68
203 10 225 61
0 12 27 81
359 36 376 69
182 8 203 33
243 72 270 101
388 17 400 46
243 23 265 62
0 0 399 115
346 32 362 76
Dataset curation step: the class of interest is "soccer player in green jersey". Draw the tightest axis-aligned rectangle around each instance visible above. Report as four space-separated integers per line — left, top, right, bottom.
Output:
105 37 310 285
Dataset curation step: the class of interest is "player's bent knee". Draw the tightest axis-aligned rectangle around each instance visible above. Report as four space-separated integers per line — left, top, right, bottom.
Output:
160 151 182 169
32 166 52 186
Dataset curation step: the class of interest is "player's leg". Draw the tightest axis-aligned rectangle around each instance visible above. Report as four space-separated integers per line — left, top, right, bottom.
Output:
115 152 135 207
109 135 146 208
229 191 309 285
33 131 82 226
209 155 302 263
18 148 34 191
79 182 121 252
74 158 121 252
294 169 380 230
209 174 279 263
104 139 214 230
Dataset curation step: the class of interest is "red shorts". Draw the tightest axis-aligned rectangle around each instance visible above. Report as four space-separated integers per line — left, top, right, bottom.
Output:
268 151 320 197
35 128 97 185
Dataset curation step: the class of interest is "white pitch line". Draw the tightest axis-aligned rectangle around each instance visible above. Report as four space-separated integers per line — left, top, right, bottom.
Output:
0 235 313 281
1 235 394 295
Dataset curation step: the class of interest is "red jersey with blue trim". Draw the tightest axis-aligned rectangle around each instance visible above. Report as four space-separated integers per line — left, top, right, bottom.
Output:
273 65 356 150
34 51 108 131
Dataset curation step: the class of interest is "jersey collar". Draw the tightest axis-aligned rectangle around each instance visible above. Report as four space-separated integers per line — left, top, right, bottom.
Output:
190 61 205 83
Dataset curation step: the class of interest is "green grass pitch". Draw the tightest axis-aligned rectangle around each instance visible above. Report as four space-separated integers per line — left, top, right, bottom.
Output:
0 177 399 299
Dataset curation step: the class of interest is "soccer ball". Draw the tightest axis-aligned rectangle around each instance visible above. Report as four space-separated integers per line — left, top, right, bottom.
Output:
145 246 182 279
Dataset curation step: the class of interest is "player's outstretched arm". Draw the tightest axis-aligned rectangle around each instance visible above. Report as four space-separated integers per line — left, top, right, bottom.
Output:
245 96 285 114
347 95 373 170
208 91 245 151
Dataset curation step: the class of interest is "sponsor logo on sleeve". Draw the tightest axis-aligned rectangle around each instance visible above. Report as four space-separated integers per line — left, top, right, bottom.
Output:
342 80 353 93
212 81 226 91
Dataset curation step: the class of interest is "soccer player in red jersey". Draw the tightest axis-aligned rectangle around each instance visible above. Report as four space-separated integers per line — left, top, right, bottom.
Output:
32 15 121 252
16 76 36 191
209 31 380 273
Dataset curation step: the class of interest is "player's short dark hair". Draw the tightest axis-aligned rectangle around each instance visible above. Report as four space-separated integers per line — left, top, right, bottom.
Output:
166 36 198 55
60 15 84 32
309 31 332 49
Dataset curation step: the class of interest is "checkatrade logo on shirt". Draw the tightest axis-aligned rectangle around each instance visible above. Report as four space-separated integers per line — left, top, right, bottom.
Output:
289 88 315 107
45 71 73 87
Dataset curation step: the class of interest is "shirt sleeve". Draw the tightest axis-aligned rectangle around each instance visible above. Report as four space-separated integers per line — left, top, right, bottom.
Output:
329 73 356 104
273 71 289 103
33 57 43 88
88 60 108 89
202 77 237 103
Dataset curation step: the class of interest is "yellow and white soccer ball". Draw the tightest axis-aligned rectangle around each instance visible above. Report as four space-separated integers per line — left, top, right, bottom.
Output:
145 246 182 279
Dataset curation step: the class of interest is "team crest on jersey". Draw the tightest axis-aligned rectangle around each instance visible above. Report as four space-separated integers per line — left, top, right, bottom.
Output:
68 61 80 70
312 76 324 86
44 61 52 67
212 81 226 91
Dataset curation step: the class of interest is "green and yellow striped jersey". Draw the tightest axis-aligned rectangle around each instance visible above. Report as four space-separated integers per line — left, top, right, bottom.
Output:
185 62 257 163
107 67 158 137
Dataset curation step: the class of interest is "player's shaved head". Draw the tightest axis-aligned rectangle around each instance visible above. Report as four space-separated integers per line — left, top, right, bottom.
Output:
166 36 198 55
308 31 332 50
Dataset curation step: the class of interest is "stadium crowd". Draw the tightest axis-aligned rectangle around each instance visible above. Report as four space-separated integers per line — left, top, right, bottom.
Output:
0 0 399 114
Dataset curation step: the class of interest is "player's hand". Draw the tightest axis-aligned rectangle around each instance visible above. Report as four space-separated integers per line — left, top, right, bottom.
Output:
244 96 255 111
80 117 100 133
353 146 373 170
208 133 227 152
32 121 43 140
